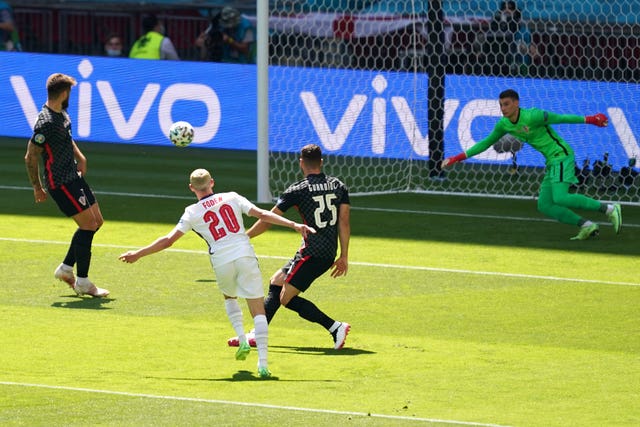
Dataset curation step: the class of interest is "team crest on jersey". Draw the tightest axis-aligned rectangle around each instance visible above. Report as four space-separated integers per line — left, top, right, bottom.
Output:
34 134 45 144
521 126 530 134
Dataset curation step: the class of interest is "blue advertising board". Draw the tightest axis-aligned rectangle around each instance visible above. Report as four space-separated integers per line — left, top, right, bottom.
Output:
2 51 639 171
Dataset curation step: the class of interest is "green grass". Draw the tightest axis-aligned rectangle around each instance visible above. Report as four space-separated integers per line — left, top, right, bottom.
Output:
0 137 639 426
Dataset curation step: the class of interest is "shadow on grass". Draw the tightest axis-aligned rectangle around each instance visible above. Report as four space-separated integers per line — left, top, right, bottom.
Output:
155 370 343 382
51 295 114 310
269 345 375 356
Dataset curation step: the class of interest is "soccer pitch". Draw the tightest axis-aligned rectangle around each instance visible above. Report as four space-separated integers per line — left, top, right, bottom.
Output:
0 138 638 426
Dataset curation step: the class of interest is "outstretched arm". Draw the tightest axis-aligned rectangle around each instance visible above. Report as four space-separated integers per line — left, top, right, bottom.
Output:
541 111 608 127
442 126 506 168
119 228 185 263
246 206 282 238
248 206 315 238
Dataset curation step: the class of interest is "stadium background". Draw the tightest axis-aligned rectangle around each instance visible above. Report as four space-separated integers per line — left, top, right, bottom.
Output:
3 0 639 203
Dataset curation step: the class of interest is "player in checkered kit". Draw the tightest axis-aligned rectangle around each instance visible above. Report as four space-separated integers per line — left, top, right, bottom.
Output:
24 73 109 298
229 144 352 349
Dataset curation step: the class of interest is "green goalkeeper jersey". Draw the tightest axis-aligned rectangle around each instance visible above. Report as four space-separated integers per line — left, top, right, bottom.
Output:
465 108 585 165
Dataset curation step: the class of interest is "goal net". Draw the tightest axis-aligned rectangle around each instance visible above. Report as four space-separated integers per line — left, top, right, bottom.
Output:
265 1 640 204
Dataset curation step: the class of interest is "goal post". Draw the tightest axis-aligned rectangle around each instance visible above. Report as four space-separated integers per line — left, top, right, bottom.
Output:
257 1 640 204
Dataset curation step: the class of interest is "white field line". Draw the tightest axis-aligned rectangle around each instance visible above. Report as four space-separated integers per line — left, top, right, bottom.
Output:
1 237 638 287
0 381 511 427
1 185 638 228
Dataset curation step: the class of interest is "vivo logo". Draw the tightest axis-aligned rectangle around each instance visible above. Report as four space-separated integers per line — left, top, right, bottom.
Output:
10 59 219 143
302 74 640 160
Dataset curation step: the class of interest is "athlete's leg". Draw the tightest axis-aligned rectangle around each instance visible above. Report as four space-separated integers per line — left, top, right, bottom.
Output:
551 182 603 212
246 297 268 370
70 203 103 278
264 269 286 324
224 296 245 341
72 202 103 231
537 161 593 226
537 180 583 225
281 283 337 330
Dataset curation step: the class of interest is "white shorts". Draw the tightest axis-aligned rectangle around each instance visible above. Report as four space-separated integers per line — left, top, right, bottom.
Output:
214 256 264 299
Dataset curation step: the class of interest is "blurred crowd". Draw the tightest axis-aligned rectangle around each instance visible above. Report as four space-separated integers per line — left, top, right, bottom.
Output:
4 1 640 82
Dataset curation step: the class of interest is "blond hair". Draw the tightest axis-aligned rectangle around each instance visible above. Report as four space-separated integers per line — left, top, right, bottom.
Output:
46 73 77 98
190 168 212 191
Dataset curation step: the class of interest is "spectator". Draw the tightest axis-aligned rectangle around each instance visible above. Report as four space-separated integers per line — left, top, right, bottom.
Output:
513 22 539 76
103 33 125 57
0 1 21 51
129 14 179 60
485 0 521 75
195 7 255 63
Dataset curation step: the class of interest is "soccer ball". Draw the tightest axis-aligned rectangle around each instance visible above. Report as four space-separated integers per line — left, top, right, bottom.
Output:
169 121 194 147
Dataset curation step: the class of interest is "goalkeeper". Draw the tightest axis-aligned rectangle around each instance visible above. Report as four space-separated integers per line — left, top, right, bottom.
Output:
442 89 622 240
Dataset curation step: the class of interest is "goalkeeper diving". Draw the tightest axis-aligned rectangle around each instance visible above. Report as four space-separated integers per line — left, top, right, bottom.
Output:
442 89 621 240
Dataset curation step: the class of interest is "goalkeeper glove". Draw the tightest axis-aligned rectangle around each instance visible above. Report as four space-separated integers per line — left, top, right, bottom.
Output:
442 152 467 168
585 113 608 127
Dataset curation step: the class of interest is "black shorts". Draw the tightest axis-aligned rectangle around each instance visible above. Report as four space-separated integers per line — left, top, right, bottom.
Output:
48 177 97 217
281 251 334 292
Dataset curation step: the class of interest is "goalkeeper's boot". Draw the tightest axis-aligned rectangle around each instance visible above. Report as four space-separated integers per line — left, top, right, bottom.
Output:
74 278 110 298
227 330 256 347
570 223 600 240
608 203 622 234
235 342 251 361
54 264 75 289
331 322 351 349
257 366 272 379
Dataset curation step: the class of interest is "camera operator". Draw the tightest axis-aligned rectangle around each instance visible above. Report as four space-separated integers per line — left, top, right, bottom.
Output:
195 7 256 64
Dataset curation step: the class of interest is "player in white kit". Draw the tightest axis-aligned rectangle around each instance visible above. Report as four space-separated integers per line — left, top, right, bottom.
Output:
119 168 315 378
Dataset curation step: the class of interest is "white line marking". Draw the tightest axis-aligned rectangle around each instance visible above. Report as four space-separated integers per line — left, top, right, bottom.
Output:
1 237 638 287
2 185 638 227
0 381 511 427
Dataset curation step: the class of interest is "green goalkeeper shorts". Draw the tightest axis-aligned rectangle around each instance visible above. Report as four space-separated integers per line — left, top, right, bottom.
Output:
542 156 579 186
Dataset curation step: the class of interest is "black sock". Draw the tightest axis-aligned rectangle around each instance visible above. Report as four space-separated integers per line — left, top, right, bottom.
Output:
264 284 282 324
63 228 81 266
285 296 334 330
74 229 95 278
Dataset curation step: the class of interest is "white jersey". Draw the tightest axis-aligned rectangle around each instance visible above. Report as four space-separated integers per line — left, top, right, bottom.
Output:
175 192 257 268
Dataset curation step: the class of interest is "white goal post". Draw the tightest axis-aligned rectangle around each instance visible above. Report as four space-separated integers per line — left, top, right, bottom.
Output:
256 1 640 205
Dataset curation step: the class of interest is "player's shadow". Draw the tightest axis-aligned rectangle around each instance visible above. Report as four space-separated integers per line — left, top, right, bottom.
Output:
269 345 375 356
149 371 285 382
51 295 114 310
153 371 343 383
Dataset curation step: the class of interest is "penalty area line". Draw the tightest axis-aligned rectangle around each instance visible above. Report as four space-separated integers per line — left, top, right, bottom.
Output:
1 237 638 287
0 381 511 427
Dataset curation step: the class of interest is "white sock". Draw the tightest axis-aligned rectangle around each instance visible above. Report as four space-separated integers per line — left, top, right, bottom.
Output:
253 314 268 368
328 321 340 333
59 263 73 272
224 299 245 343
582 220 594 227
605 204 614 215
